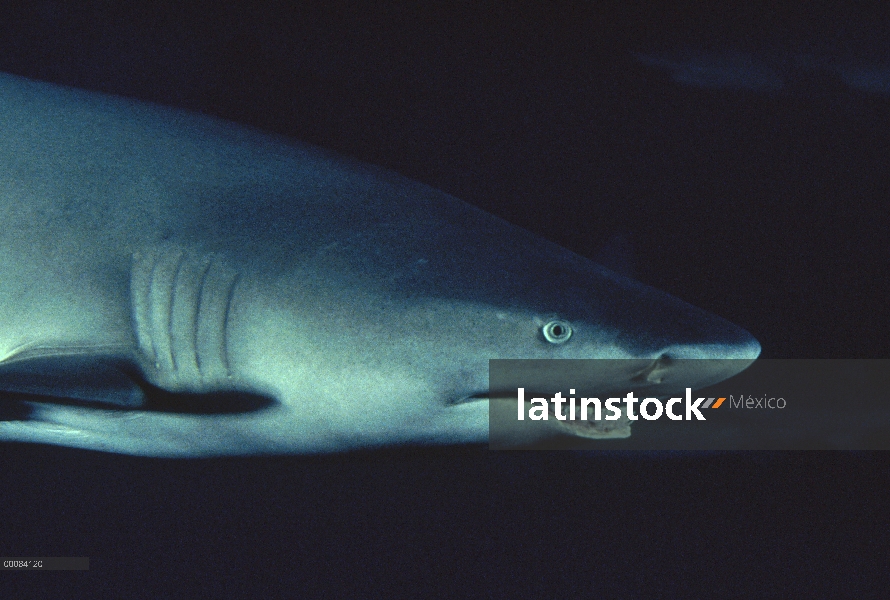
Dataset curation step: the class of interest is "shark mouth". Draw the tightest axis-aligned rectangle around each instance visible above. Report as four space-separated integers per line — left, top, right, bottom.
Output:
453 391 490 404
454 385 546 404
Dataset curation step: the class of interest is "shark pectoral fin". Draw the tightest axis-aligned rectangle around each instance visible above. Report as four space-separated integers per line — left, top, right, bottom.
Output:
0 403 184 455
0 415 99 449
0 401 283 456
0 354 145 408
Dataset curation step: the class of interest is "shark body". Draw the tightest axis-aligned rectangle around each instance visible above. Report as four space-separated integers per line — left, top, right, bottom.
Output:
633 49 890 97
0 73 760 456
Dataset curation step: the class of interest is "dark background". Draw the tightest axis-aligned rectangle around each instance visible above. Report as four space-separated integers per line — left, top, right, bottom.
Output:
0 1 887 597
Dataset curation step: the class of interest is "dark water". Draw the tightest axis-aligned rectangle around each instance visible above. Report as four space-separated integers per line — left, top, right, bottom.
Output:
0 2 887 597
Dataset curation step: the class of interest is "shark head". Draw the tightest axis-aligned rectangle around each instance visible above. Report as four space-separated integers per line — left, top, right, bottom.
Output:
0 72 759 456
221 182 761 453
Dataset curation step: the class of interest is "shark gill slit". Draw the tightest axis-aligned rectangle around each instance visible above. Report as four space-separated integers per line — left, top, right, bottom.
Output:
190 255 214 378
193 253 238 383
130 251 153 366
220 270 238 377
148 246 183 375
166 248 187 372
168 248 206 381
131 246 238 390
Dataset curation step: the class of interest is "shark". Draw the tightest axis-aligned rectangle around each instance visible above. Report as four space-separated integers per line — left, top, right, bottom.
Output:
633 48 890 97
0 72 760 456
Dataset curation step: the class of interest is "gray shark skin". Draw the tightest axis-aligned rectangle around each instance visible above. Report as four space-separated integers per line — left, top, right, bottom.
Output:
0 72 760 456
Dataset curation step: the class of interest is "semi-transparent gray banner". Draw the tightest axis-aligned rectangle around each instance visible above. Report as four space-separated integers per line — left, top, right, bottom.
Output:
489 359 889 450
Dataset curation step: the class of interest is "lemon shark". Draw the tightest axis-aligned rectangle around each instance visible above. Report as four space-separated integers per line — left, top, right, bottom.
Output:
633 49 890 97
0 72 760 456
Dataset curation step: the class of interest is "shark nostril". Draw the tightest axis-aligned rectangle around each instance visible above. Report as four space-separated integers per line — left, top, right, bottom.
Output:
656 353 675 366
630 354 673 384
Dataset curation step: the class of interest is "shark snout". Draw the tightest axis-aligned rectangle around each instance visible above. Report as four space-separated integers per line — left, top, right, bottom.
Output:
599 274 762 389
632 314 761 395
612 274 761 362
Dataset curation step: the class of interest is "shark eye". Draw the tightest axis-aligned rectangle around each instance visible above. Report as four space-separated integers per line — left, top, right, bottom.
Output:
542 319 572 344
